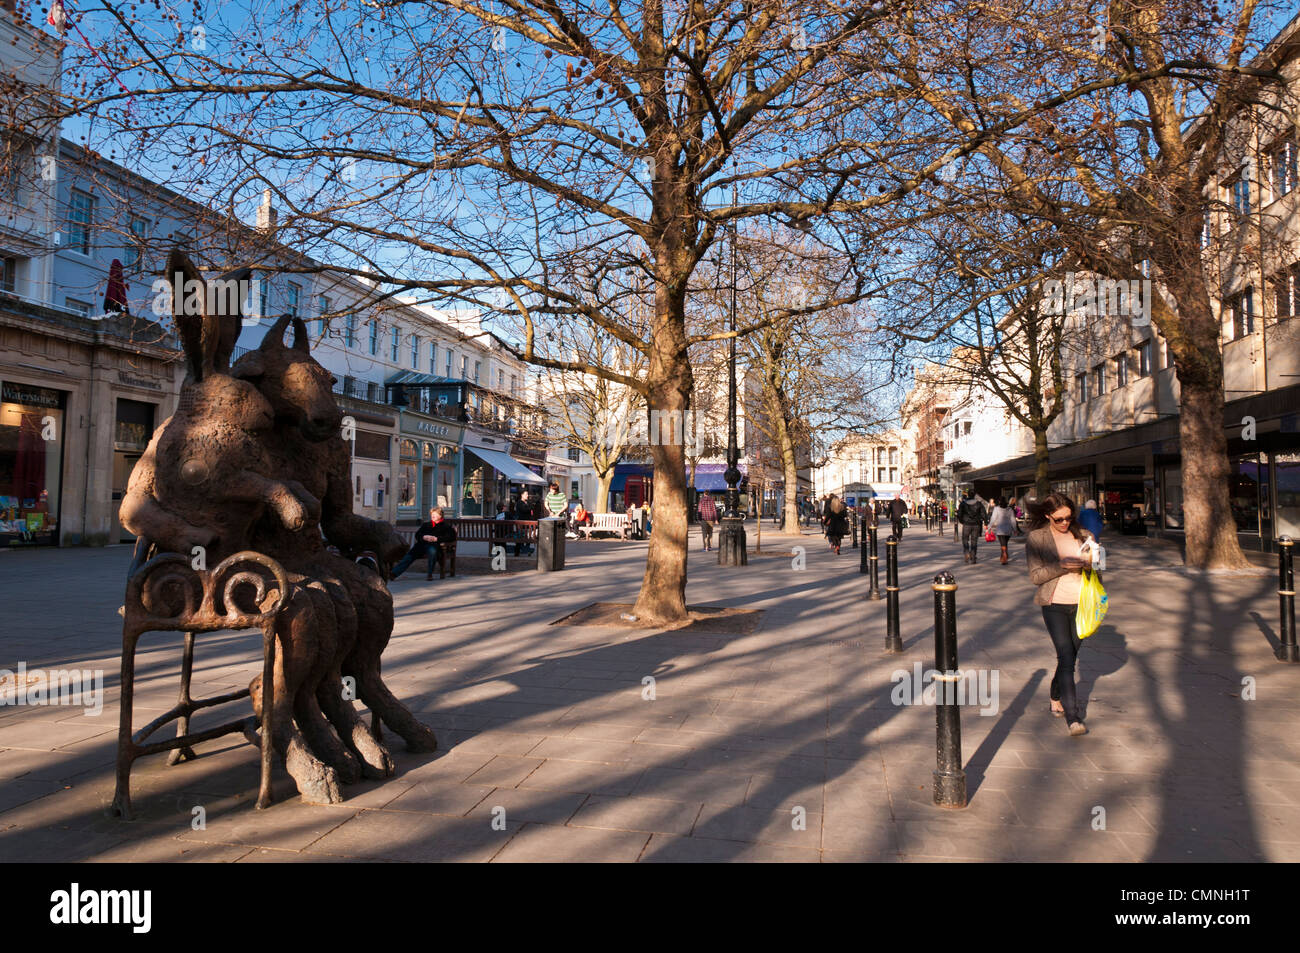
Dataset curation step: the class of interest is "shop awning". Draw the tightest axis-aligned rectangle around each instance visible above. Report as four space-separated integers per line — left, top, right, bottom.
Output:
692 462 748 492
466 446 546 485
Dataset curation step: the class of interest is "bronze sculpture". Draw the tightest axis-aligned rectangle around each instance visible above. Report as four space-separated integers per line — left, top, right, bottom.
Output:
116 250 435 810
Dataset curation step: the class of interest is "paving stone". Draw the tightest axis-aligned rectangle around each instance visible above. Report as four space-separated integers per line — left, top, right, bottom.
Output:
491 823 649 862
305 810 520 862
568 794 703 835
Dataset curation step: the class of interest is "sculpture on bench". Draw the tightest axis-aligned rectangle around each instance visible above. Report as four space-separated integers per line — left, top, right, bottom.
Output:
115 250 437 813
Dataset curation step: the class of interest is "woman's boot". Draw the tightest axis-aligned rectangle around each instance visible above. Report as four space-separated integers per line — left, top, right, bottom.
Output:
1000 544 1008 564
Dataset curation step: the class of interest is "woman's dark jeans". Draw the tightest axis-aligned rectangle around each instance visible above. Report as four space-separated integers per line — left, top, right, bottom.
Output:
1042 603 1083 723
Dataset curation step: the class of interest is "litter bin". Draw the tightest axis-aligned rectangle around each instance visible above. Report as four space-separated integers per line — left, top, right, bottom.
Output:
537 517 566 572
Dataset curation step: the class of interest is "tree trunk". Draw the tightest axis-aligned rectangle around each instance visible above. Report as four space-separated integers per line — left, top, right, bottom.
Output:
1163 272 1249 570
634 423 689 622
595 470 614 514
1178 377 1249 569
632 272 693 623
1033 428 1051 500
783 450 800 535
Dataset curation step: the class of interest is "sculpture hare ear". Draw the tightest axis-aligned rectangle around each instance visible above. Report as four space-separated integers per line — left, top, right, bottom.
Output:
167 248 209 382
291 317 311 354
259 314 293 352
209 265 252 374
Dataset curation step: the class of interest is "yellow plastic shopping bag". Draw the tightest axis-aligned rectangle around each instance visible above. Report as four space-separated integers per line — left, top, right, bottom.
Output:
1075 569 1108 639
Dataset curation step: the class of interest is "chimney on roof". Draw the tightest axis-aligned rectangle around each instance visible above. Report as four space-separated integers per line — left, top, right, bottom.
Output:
256 188 277 235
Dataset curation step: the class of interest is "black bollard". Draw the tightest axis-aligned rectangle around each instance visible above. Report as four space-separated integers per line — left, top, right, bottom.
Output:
931 571 967 809
867 522 882 599
884 535 903 653
860 519 869 574
852 510 859 549
1278 537 1298 663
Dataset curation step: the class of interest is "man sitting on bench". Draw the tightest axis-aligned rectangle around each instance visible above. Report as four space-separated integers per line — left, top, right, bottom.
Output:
391 507 457 581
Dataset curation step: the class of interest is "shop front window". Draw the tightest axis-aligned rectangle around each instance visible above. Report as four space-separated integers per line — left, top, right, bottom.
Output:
1163 467 1183 530
397 439 418 508
1229 453 1262 534
1277 452 1300 540
1050 477 1091 510
0 382 65 545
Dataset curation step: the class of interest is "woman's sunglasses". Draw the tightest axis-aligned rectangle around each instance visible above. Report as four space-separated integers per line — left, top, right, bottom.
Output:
1049 514 1072 525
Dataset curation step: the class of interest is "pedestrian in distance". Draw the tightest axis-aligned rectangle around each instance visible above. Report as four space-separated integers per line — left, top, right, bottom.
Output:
988 496 1018 564
515 489 538 556
888 495 908 540
1026 493 1098 736
823 494 849 554
697 491 718 551
956 488 987 563
545 481 569 520
1078 499 1105 540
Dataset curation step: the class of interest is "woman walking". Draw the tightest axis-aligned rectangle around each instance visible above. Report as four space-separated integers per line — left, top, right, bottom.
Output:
988 496 1018 564
824 494 849 554
1025 492 1096 736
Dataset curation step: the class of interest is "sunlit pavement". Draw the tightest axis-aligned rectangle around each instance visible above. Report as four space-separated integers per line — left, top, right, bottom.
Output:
0 526 1295 862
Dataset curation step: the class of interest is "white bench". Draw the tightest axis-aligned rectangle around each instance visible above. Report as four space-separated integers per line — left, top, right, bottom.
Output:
579 512 631 540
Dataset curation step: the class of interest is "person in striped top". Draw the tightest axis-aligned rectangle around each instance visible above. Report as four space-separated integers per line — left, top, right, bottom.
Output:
545 482 569 519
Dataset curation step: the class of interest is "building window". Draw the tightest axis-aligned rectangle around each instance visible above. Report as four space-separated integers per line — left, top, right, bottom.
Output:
1092 363 1106 397
286 282 301 318
1227 174 1251 217
410 334 419 368
1272 264 1300 319
446 349 454 377
1 256 15 293
1269 134 1298 199
390 327 400 362
1076 372 1089 403
344 313 356 347
1228 288 1254 339
65 298 91 317
368 320 379 355
461 355 469 378
67 189 94 254
314 295 329 338
498 369 504 391
257 277 270 317
125 216 149 271
473 360 481 384
428 341 437 373
1115 352 1128 388
567 446 581 462
510 375 518 397
1200 207 1212 247
367 381 379 402
1136 339 1152 377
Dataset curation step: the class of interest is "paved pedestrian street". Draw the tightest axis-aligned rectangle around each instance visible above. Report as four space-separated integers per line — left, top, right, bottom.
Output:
1 527 1296 863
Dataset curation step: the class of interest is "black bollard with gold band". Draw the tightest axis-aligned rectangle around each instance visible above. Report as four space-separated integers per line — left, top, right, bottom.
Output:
1278 537 1298 663
885 535 903 653
867 522 882 599
932 571 967 809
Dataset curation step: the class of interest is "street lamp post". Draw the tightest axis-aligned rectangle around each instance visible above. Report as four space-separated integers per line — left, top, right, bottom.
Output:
719 181 747 567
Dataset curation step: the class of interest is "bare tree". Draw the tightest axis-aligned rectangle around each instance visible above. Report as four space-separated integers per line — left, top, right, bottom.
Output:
67 1 911 621
858 0 1294 567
